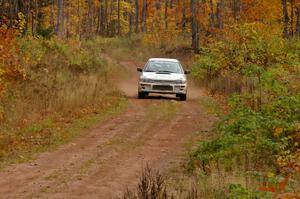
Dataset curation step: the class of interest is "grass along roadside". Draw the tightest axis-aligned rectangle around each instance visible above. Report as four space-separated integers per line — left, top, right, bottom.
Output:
0 93 127 169
0 36 133 169
163 96 224 198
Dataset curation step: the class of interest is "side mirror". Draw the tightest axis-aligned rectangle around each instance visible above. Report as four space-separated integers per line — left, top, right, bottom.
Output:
137 67 143 72
184 70 191 74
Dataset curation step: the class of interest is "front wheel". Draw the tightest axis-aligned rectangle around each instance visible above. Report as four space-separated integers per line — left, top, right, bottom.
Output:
177 94 187 101
138 92 148 99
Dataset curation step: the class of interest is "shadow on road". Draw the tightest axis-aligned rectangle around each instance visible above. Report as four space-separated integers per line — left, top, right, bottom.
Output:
126 94 180 101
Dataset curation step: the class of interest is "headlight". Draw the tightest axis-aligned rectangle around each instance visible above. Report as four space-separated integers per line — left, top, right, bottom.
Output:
140 76 152 83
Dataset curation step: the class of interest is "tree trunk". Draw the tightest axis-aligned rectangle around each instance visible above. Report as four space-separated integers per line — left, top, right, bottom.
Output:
99 0 105 35
141 0 147 32
128 0 133 35
109 0 114 36
182 2 186 32
56 0 64 37
32 0 38 34
282 0 289 38
209 0 215 28
129 12 133 35
155 0 161 10
9 0 14 27
60 0 64 37
24 0 31 33
170 0 173 9
117 0 121 35
65 0 70 37
97 1 101 34
31 8 34 34
216 0 224 29
290 0 295 36
14 0 18 20
296 5 300 36
77 0 81 39
135 0 139 33
232 0 241 20
105 0 109 36
0 0 3 26
191 0 199 52
103 0 108 36
19 0 25 15
50 0 55 29
87 0 93 34
165 0 168 29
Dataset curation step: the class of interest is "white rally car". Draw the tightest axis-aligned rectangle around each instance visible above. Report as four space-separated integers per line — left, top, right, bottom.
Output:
137 58 190 101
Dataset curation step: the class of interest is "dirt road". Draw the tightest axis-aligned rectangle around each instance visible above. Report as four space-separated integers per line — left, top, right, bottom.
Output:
0 60 215 199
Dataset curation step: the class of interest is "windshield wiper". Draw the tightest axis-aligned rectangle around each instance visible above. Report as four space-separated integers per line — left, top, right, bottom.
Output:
157 70 173 73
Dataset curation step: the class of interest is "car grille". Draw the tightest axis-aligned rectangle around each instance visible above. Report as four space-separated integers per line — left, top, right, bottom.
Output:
153 85 173 91
147 79 180 84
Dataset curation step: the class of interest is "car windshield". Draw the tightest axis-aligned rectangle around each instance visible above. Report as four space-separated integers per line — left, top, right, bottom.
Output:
144 61 183 74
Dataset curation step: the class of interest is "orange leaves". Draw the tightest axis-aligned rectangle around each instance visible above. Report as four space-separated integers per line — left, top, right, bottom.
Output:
274 127 284 137
259 149 300 197
2 67 26 82
259 185 276 193
259 176 300 198
277 193 300 199
0 27 26 95
241 0 281 23
0 26 26 123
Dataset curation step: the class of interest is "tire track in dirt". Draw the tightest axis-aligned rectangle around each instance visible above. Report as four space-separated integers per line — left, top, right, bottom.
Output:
0 60 215 199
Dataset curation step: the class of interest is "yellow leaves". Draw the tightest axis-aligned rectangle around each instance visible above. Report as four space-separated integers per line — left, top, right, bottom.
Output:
241 0 281 23
296 123 300 131
267 171 275 178
277 149 298 169
108 1 135 34
16 12 26 35
274 127 284 137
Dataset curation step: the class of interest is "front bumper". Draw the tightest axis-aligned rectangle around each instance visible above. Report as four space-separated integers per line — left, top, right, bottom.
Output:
138 82 187 94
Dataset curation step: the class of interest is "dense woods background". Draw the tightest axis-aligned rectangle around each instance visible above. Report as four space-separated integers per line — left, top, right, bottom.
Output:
0 0 300 198
1 0 300 49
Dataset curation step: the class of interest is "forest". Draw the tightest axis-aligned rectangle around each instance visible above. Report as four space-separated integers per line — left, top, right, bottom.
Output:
1 0 299 47
0 0 300 198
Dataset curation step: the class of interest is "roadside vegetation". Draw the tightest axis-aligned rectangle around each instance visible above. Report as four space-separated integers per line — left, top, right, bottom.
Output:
1 0 300 198
189 22 300 199
0 32 128 168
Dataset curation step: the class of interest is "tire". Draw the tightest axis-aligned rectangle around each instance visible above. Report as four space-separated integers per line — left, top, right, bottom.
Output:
138 92 148 99
177 94 187 101
138 92 144 99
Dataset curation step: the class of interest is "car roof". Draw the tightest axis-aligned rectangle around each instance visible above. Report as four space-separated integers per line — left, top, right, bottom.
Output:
148 58 179 63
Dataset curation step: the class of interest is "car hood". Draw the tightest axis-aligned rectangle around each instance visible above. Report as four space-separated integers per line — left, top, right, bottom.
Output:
142 72 186 81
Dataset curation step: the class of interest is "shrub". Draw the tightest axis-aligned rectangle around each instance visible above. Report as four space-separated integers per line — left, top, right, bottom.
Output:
189 23 300 196
0 36 125 165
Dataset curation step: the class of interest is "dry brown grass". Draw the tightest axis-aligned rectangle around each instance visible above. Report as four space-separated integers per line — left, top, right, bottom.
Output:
0 37 127 167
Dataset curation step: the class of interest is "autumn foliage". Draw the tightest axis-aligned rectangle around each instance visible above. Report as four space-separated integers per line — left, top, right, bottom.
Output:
0 28 25 94
0 0 300 197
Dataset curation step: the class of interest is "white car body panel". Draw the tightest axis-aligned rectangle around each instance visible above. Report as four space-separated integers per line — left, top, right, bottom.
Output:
138 58 188 98
141 72 186 82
